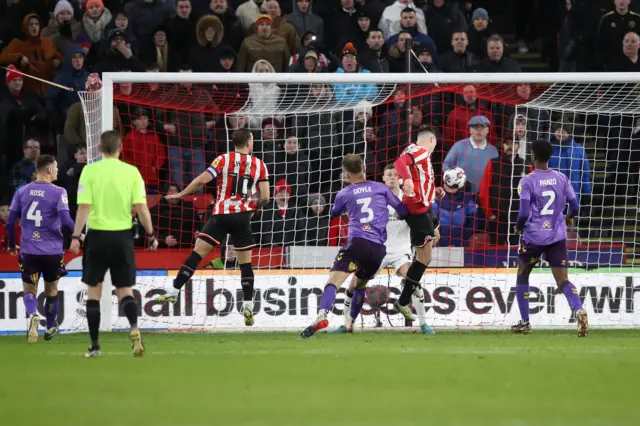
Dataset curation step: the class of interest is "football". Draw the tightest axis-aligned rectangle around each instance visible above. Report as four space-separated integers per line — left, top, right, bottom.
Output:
443 167 467 190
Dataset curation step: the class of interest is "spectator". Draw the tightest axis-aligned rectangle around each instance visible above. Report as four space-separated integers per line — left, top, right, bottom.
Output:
479 139 526 245
476 34 522 73
287 0 324 45
236 0 265 30
444 84 494 149
11 138 40 192
93 28 146 74
439 30 478 72
387 31 413 72
261 179 298 246
325 0 360 52
443 115 499 193
122 107 166 194
412 42 440 72
467 7 490 59
169 0 198 66
505 114 530 163
0 13 63 98
337 8 372 54
379 86 410 161
334 43 378 106
0 66 47 168
82 0 112 43
101 11 139 57
42 0 83 56
502 83 550 141
597 0 640 70
432 177 476 247
610 31 640 71
140 26 183 71
217 45 237 71
125 0 174 43
1 200 19 250
295 193 329 245
288 32 330 70
61 144 87 219
237 14 291 72
151 184 202 248
359 28 389 73
342 100 379 178
247 60 284 128
45 45 88 134
380 0 425 39
190 15 226 72
426 0 467 54
214 113 248 155
386 8 438 64
207 0 244 51
245 0 299 55
254 117 283 160
269 135 309 198
549 121 592 203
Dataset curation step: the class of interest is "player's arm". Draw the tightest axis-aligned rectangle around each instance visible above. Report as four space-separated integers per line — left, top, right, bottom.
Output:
73 168 92 240
565 177 580 227
171 171 213 200
515 179 532 233
256 180 270 209
329 192 345 218
394 153 414 196
386 187 409 218
56 189 76 235
131 168 157 249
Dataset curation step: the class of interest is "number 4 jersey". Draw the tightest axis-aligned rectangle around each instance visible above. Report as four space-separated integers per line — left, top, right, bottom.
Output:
207 152 269 215
9 182 70 255
518 169 577 246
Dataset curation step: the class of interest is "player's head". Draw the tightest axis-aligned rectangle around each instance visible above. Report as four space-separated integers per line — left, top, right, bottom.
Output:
416 126 437 153
232 128 254 153
342 154 365 183
382 164 399 190
530 139 554 166
99 130 122 157
35 154 58 182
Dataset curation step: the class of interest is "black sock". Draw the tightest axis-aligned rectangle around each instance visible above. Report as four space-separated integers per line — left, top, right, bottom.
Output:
174 251 203 290
239 263 254 302
86 299 100 348
398 261 427 306
346 290 354 299
120 295 138 329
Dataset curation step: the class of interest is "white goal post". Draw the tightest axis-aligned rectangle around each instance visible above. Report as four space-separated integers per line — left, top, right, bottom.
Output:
71 71 640 333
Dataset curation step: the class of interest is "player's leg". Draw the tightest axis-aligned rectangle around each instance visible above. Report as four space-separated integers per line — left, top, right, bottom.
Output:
82 231 110 357
398 257 435 335
19 254 41 342
512 241 537 334
231 212 258 326
328 275 357 333
301 270 352 338
42 254 68 340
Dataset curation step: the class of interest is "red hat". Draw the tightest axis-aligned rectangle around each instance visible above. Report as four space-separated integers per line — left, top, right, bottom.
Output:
256 14 273 27
275 178 292 196
5 65 21 85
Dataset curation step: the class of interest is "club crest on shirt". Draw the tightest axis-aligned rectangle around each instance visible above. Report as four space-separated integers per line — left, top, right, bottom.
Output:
517 183 522 195
363 223 371 231
32 231 40 240
542 221 551 230
61 194 68 205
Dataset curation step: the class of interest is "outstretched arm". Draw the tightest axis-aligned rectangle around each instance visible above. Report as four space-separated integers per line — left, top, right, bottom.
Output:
169 171 213 200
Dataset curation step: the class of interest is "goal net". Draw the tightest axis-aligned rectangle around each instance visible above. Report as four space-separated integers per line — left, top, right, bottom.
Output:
72 72 639 332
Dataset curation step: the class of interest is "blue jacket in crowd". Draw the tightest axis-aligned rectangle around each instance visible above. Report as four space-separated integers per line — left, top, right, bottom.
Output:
334 67 378 106
443 138 499 193
432 186 477 247
45 45 88 117
548 137 592 202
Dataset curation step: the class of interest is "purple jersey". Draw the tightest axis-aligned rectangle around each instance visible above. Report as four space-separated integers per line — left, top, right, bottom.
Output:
9 182 69 255
518 169 576 246
331 181 408 245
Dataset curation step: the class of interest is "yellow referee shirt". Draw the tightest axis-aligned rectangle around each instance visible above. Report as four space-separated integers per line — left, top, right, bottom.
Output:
77 158 146 231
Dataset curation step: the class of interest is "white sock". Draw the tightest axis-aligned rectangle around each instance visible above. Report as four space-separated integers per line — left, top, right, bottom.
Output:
412 287 426 326
343 294 353 325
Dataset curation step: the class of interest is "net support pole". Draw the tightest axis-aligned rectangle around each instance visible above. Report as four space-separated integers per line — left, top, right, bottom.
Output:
404 39 414 329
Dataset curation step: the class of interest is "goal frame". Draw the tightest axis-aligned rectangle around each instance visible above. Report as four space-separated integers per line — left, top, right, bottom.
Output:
94 71 637 332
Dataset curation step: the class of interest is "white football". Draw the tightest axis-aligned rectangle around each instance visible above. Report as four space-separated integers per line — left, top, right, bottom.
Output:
443 167 466 189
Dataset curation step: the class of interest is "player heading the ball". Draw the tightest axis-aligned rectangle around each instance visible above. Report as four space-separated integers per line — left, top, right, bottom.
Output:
156 128 270 327
7 155 76 342
300 154 409 338
513 139 588 337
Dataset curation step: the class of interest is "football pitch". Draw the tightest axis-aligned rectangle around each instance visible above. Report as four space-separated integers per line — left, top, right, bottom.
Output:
1 330 638 426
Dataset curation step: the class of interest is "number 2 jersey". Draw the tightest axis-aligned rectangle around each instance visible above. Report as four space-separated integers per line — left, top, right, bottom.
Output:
206 152 269 215
518 169 577 246
9 182 73 255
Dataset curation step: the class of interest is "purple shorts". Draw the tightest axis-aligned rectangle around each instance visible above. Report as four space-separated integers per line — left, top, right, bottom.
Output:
18 253 68 284
518 239 568 268
331 237 387 280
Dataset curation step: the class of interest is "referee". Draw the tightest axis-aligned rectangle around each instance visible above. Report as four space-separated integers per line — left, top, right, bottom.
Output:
70 130 158 358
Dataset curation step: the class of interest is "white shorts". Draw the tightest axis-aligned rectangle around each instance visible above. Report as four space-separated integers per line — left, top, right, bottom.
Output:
378 251 412 275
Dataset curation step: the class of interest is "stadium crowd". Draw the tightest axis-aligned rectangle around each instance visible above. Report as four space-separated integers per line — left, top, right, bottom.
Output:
1 0 637 252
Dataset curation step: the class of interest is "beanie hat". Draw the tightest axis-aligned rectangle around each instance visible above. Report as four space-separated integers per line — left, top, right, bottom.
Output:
275 178 292 196
5 65 21 85
471 8 489 21
341 42 357 57
307 193 327 207
108 28 126 43
256 14 273 27
86 0 104 10
54 0 74 17
75 33 91 48
85 73 102 91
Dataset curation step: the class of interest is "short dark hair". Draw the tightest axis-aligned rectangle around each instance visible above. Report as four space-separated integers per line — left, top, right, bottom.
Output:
401 7 416 15
23 138 40 148
100 130 122 154
76 144 87 152
398 30 412 37
367 28 384 38
531 139 554 163
232 128 253 148
487 34 504 45
384 164 396 172
342 154 364 174
417 125 438 139
36 154 56 172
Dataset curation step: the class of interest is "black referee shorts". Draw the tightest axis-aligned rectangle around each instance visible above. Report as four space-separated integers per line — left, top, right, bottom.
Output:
82 230 136 288
198 211 255 250
405 209 440 248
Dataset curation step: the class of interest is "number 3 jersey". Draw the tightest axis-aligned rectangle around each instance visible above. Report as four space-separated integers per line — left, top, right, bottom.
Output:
207 152 269 215
9 182 70 255
518 169 576 246
331 181 408 245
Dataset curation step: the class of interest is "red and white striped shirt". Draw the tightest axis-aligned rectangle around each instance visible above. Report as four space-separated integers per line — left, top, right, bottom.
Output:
394 144 436 215
206 152 269 215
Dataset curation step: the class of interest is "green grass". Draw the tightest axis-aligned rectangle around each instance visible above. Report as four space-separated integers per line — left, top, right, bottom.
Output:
1 330 639 426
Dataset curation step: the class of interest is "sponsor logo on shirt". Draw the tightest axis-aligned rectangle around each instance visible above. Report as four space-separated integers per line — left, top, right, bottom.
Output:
348 262 357 271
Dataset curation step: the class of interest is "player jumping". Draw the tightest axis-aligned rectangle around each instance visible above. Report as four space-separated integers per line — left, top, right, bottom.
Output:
331 164 435 334
155 129 270 326
513 139 588 337
6 155 79 342
300 154 408 338
392 127 443 322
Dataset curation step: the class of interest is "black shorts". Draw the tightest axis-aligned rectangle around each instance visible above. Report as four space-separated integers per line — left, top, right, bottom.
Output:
330 237 387 280
405 209 440 248
199 211 254 250
518 239 568 268
19 253 67 284
82 230 136 288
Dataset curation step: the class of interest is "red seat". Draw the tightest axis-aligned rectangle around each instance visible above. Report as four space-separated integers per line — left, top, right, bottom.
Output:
184 194 214 212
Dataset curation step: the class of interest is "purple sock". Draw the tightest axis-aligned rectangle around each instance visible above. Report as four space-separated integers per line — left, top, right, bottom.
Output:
319 284 337 311
561 281 583 311
516 276 530 322
23 292 38 316
44 296 59 329
350 288 366 320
